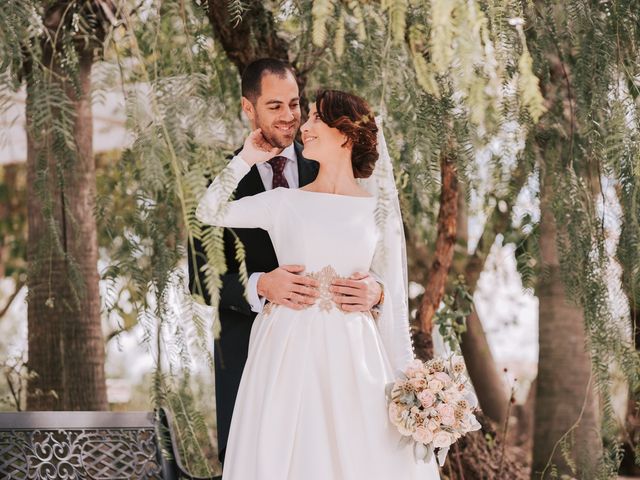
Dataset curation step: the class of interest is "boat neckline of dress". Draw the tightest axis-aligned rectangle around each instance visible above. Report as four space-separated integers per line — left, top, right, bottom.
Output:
290 188 375 200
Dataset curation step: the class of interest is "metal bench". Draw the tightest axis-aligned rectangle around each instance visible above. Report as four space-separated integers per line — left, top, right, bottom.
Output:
0 408 219 479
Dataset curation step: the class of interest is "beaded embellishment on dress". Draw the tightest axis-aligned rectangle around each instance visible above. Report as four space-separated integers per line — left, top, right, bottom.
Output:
262 301 277 317
261 265 346 317
307 265 345 313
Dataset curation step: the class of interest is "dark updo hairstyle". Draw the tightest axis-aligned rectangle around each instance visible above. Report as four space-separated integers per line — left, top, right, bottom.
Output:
314 89 378 179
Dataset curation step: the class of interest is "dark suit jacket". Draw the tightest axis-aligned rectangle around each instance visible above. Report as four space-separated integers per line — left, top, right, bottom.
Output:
188 142 319 317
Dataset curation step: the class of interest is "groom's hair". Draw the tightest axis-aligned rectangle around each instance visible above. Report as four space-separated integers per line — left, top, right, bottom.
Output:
242 58 296 104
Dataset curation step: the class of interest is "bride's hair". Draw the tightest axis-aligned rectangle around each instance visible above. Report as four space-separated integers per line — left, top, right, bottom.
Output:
314 90 378 178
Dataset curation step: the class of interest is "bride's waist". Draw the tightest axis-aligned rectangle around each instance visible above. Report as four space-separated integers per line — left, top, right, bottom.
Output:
261 302 373 319
278 260 369 278
263 264 373 318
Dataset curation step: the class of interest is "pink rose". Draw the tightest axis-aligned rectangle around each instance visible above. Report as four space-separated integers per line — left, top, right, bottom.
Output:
434 371 452 385
437 404 456 426
417 390 436 408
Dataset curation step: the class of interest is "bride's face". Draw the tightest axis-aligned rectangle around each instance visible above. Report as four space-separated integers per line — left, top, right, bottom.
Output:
300 104 350 162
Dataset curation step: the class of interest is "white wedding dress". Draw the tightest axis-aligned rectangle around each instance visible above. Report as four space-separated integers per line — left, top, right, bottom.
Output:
197 156 441 480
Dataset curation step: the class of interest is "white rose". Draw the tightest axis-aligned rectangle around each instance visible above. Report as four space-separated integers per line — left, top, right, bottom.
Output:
427 419 439 431
405 359 425 378
432 430 453 449
428 379 443 392
412 426 434 445
441 388 460 404
437 404 456 426
388 402 403 425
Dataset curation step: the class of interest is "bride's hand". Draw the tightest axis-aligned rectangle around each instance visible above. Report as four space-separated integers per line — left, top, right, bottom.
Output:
239 129 280 166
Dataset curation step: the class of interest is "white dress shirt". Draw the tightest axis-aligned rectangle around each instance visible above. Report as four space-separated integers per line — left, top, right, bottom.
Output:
246 144 299 313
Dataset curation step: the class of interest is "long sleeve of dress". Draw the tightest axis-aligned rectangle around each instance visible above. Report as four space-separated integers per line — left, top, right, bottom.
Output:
196 155 275 231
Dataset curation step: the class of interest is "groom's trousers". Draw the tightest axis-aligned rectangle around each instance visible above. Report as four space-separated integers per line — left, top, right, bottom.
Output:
214 307 255 465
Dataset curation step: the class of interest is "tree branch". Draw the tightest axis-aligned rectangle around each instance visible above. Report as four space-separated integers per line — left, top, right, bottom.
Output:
0 280 25 319
417 144 458 334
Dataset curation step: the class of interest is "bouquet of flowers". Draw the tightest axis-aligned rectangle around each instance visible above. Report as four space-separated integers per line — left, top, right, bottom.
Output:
386 355 481 466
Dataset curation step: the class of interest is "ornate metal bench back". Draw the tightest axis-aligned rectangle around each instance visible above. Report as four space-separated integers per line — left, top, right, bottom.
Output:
0 411 172 480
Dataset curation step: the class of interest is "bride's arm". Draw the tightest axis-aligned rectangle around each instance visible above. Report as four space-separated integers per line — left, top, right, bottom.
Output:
196 129 281 230
195 155 273 230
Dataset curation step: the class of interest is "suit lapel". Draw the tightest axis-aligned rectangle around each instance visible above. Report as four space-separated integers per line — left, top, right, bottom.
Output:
237 164 265 197
294 142 319 187
232 142 318 196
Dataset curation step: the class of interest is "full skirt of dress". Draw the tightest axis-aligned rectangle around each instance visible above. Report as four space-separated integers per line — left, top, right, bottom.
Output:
221 303 441 480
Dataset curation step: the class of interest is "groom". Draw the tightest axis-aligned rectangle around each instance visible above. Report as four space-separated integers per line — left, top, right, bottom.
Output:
188 58 383 469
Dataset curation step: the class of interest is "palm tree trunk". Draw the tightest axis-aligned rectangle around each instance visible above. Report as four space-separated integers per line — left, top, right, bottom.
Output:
25 35 107 410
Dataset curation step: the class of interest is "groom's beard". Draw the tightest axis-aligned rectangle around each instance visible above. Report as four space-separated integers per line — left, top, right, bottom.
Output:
255 117 299 150
261 125 297 150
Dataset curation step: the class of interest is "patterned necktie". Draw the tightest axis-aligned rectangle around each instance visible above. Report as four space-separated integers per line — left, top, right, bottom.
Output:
268 156 290 189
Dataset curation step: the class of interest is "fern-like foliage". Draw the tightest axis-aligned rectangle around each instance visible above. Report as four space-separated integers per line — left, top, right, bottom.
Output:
311 0 334 47
2 0 639 474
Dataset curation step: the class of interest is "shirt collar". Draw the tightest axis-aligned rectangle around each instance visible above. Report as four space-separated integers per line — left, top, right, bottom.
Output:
278 143 296 163
258 143 297 170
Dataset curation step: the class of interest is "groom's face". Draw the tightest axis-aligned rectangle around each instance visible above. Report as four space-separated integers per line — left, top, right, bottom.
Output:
242 72 301 150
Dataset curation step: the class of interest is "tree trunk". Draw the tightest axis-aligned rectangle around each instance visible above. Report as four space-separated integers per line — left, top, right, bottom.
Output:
26 42 107 410
460 310 509 425
413 152 518 425
618 187 640 475
206 0 289 75
417 149 458 337
531 158 600 478
206 0 324 100
458 204 511 426
453 169 529 426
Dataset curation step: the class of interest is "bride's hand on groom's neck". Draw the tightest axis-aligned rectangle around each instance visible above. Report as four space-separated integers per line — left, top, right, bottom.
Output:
239 129 280 166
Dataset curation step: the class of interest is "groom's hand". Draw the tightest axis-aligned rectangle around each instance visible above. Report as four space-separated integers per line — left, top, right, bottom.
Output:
330 273 382 312
257 265 320 310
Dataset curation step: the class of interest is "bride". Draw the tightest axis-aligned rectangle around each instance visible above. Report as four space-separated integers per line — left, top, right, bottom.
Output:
196 89 440 480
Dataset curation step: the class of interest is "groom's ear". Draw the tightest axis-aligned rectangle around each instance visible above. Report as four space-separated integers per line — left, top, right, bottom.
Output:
241 97 256 123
